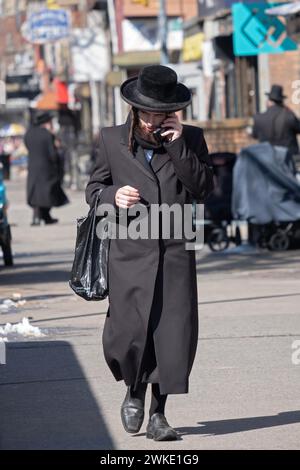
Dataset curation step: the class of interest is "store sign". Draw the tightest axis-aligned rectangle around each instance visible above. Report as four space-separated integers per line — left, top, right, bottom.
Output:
183 32 204 62
22 9 70 44
5 74 40 100
122 18 183 52
232 2 298 56
131 0 149 5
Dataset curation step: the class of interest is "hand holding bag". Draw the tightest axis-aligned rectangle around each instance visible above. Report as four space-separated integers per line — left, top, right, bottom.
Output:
69 189 109 300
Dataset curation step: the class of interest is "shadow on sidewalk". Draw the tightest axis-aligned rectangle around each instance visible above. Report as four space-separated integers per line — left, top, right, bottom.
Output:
0 341 114 450
0 267 71 285
176 411 300 437
196 248 300 275
0 250 73 285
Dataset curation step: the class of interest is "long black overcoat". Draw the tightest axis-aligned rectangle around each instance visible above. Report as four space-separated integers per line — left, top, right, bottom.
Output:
24 126 68 208
253 104 300 155
86 115 214 395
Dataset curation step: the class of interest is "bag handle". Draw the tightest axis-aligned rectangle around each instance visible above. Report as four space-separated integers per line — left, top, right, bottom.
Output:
92 186 104 216
94 187 104 210
91 188 106 240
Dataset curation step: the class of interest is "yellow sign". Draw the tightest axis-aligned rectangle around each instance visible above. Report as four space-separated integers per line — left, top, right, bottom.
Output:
131 0 149 6
47 0 60 9
183 32 204 62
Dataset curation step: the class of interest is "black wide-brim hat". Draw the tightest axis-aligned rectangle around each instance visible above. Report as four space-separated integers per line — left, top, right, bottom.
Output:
121 65 192 112
33 111 54 126
265 84 287 103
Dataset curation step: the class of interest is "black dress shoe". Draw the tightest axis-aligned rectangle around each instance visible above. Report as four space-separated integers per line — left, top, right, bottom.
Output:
146 413 178 441
120 387 145 434
43 218 58 225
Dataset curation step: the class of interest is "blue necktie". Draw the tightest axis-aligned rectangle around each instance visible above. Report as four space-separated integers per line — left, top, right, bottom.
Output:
144 149 153 163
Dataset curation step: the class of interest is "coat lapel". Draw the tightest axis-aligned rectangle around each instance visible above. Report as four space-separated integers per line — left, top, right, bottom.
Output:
119 141 157 182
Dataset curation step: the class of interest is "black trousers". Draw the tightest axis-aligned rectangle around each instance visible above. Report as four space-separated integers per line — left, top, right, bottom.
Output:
33 207 52 221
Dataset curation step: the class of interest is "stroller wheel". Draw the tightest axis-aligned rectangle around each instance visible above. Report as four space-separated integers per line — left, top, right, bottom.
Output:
268 231 290 251
208 227 230 252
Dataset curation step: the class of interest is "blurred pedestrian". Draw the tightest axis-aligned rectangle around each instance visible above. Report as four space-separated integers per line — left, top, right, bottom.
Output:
86 65 214 441
253 84 300 173
54 136 66 185
24 111 69 226
58 104 80 187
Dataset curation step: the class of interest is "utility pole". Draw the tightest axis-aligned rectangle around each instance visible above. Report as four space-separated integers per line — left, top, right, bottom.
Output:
159 0 168 65
107 0 123 125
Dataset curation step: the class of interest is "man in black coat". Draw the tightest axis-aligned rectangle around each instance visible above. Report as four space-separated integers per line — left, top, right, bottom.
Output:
24 111 69 225
86 65 214 441
253 84 300 170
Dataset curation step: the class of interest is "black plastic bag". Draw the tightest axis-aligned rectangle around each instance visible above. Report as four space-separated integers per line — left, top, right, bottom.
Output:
69 189 109 300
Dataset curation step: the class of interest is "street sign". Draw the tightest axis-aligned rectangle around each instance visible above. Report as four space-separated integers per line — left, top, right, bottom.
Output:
232 2 298 56
22 8 70 44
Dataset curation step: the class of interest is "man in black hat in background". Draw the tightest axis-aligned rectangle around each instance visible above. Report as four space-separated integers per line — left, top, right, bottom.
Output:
24 111 69 225
86 65 214 441
253 84 300 170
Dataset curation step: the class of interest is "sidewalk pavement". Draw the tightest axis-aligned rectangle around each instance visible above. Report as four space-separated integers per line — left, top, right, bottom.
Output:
0 177 300 450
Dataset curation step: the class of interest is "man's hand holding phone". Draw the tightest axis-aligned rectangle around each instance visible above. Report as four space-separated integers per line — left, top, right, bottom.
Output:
159 112 183 143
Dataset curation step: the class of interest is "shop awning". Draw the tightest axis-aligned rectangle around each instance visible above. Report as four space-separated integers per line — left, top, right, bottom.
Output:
33 91 59 110
266 2 300 16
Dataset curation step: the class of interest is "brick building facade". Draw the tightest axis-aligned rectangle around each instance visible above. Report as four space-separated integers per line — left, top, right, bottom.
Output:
121 0 197 20
186 118 255 155
268 50 300 115
0 1 28 78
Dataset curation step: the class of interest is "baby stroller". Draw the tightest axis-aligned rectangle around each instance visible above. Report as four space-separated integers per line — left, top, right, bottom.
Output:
0 163 13 266
232 143 300 251
204 152 242 252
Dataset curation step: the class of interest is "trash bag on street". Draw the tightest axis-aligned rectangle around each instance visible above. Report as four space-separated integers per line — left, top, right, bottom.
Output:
69 189 109 301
